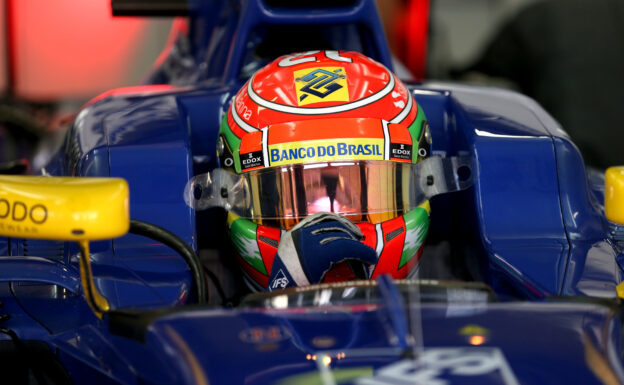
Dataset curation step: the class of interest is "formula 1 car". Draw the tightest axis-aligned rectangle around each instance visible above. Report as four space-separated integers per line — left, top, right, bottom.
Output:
1 0 624 384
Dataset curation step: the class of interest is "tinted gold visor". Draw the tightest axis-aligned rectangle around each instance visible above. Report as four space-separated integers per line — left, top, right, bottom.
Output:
185 156 473 229
244 161 415 229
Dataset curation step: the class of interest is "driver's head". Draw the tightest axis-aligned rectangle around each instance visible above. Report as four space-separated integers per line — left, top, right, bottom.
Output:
218 51 432 290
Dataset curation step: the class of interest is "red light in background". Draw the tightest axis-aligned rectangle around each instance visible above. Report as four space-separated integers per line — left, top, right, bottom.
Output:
405 0 429 81
9 0 169 101
0 4 7 94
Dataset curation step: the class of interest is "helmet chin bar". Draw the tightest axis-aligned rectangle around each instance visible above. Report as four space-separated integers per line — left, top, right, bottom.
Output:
184 155 473 218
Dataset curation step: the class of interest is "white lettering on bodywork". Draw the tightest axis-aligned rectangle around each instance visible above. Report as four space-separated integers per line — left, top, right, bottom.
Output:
355 347 519 385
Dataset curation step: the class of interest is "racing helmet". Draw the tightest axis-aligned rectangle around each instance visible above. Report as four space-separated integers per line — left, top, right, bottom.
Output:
216 51 432 290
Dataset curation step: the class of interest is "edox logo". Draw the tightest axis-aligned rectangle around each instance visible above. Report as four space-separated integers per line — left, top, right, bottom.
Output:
294 66 349 106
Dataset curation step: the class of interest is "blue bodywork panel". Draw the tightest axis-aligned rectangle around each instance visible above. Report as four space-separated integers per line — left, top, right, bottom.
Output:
0 0 623 383
140 300 621 384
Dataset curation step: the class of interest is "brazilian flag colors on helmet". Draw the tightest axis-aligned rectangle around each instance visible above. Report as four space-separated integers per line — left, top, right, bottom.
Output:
193 51 471 290
217 51 429 174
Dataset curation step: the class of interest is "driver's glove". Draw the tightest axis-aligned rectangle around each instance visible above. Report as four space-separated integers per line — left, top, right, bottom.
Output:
267 212 378 291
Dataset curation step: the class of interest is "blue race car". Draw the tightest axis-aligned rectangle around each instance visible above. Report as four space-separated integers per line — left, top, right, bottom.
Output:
1 0 624 384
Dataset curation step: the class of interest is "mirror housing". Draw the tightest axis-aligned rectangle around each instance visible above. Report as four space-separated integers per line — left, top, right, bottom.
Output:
0 176 129 318
605 167 624 225
0 176 129 241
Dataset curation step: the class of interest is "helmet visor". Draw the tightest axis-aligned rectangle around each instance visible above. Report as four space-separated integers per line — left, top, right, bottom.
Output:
244 161 416 227
185 156 472 228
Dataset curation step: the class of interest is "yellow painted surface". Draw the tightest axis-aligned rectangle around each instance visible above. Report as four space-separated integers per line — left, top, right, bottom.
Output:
294 66 349 106
617 281 624 299
0 176 129 241
605 167 624 224
78 240 110 318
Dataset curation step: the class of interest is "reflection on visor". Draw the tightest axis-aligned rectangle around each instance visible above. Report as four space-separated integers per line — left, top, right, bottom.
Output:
184 156 472 225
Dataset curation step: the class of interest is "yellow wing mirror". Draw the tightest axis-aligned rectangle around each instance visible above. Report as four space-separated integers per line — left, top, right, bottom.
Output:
605 167 624 225
0 176 129 318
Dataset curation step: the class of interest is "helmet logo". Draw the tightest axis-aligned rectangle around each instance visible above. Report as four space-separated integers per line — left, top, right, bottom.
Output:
269 269 289 291
241 152 264 170
390 142 412 161
294 67 349 106
269 138 384 167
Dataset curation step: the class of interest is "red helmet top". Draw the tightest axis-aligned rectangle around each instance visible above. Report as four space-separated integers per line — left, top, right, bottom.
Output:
226 50 418 141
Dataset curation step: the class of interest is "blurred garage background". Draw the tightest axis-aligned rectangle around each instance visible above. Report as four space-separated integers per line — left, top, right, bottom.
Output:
0 0 622 169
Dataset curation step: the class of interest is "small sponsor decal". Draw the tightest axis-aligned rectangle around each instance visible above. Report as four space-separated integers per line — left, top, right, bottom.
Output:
235 96 253 121
311 336 336 348
239 326 291 344
270 269 289 290
268 138 384 167
294 66 349 106
389 143 412 161
0 222 39 235
240 150 264 170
